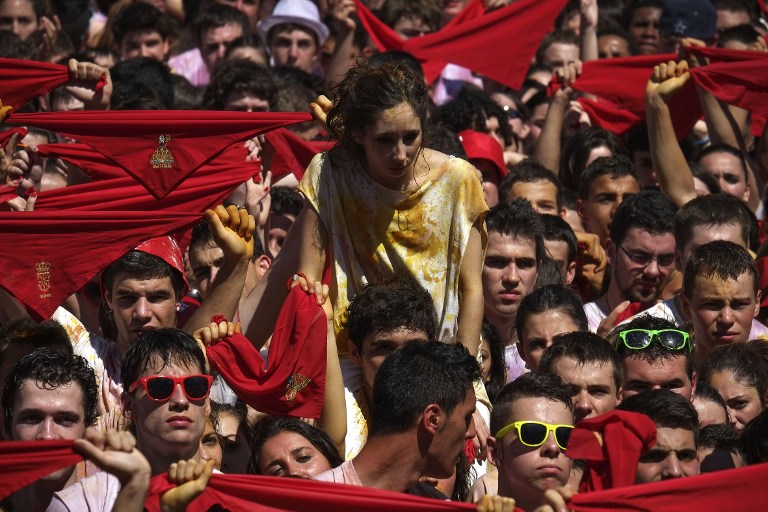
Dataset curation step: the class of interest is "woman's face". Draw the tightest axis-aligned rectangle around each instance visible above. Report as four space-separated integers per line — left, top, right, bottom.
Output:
218 412 251 474
709 370 766 434
198 417 223 470
258 431 333 478
479 338 491 382
0 0 38 41
355 101 423 191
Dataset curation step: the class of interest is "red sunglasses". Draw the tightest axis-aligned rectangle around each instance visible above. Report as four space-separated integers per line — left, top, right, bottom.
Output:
128 375 213 402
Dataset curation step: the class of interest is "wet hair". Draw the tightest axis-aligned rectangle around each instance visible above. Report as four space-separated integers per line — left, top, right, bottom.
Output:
696 143 749 183
683 240 757 298
0 317 72 367
370 341 481 436
379 0 441 33
490 372 573 436
718 23 760 47
700 342 768 409
248 416 343 474
563 127 629 190
121 328 209 394
270 186 303 217
481 319 506 403
367 51 425 79
535 28 579 66
535 257 565 287
577 154 638 201
103 249 185 298
608 315 693 380
694 382 729 424
193 4 248 47
326 62 429 163
203 59 275 110
740 408 768 464
500 159 562 209
541 214 578 266
110 57 174 109
112 2 171 44
674 194 750 252
608 189 676 247
618 389 700 442
432 86 513 147
515 285 588 348
344 276 437 354
486 198 546 266
3 348 98 432
539 331 623 392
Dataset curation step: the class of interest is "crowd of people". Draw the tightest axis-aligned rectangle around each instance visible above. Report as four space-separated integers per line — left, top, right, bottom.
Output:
1 0 768 510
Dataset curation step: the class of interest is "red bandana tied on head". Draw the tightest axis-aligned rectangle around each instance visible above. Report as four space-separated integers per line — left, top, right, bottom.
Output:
458 129 507 178
5 110 310 198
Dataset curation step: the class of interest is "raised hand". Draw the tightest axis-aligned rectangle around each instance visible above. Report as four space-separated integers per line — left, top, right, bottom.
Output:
646 60 691 104
203 204 256 264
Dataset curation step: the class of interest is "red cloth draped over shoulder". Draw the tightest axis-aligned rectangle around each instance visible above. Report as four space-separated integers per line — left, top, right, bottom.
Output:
5 110 311 198
566 410 657 492
0 58 106 110
0 440 81 501
205 287 327 419
0 211 202 320
265 128 335 182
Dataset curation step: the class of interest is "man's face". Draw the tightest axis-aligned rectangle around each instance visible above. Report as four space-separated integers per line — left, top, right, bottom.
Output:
550 356 619 423
216 0 260 30
125 357 210 464
9 380 86 480
105 274 178 347
578 175 639 247
393 13 433 39
224 92 270 112
0 0 37 41
350 328 429 393
189 242 223 299
632 149 656 188
428 389 476 479
608 228 676 305
518 311 582 373
597 35 631 59
270 27 318 73
201 22 244 71
121 30 169 61
482 233 538 324
686 272 758 358
678 222 746 271
506 180 560 216
621 355 693 400
524 103 549 153
540 42 579 69
489 397 573 510
699 151 749 202
635 426 698 483
543 239 575 284
268 213 296 257
628 7 661 55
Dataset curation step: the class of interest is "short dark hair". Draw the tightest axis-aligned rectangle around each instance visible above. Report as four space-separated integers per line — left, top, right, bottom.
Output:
694 382 729 423
248 416 343 473
370 341 481 436
717 23 760 47
0 317 72 370
617 389 699 444
608 190 676 247
344 276 437 354
432 86 513 147
490 372 573 436
535 29 579 66
486 199 546 265
740 408 768 465
578 154 638 200
539 331 623 392
379 0 441 33
535 258 566 287
103 250 186 299
609 315 693 380
121 328 209 393
3 349 99 432
683 240 757 298
203 59 276 110
500 159 562 210
696 143 749 183
515 285 587 342
110 57 174 109
563 128 629 191
270 186 303 218
112 2 171 44
194 4 248 46
701 342 768 409
674 194 751 251
541 214 578 266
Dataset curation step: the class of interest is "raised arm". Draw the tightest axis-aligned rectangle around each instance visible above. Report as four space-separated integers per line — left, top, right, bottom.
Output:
458 219 487 356
535 61 582 175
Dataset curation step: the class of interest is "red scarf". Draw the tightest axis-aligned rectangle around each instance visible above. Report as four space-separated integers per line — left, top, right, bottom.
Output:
5 110 310 198
206 288 327 419
36 143 128 181
0 440 82 501
0 57 106 110
264 128 335 182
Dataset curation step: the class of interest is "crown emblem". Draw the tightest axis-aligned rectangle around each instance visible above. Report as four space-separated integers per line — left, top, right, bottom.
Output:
285 373 311 405
35 261 51 297
150 135 175 169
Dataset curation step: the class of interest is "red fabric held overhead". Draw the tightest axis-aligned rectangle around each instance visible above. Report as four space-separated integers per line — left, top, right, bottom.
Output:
264 128 334 182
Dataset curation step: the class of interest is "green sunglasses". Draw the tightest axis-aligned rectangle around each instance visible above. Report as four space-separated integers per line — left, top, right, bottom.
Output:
616 328 691 352
495 421 574 451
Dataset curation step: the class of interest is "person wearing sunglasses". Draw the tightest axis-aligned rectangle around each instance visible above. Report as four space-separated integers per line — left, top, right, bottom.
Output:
609 316 695 401
488 372 574 511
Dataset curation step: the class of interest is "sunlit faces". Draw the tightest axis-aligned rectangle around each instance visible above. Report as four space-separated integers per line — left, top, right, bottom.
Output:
607 228 676 304
507 180 560 216
258 431 334 478
518 311 581 373
393 14 433 39
699 151 749 202
105 274 178 348
354 101 423 191
684 272 759 359
621 355 693 401
489 397 573 511
197 416 223 470
540 42 579 69
628 6 661 55
224 91 270 112
218 411 250 473
597 34 631 59
692 395 728 428
350 327 429 394
708 370 766 434
635 427 698 483
269 27 319 73
0 0 37 40
120 30 169 61
577 174 639 247
201 22 244 72
8 381 86 481
482 233 538 322
678 222 746 270
549 357 619 423
189 243 224 299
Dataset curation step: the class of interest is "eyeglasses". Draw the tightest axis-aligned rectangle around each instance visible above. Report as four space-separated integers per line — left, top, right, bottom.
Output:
617 328 691 352
495 421 574 450
128 375 213 402
619 245 675 268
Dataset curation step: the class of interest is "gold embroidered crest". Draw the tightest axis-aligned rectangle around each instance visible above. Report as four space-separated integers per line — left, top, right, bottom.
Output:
150 135 174 169
36 261 51 298
285 373 311 404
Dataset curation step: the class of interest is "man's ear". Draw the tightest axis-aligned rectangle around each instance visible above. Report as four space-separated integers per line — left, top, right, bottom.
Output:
605 238 616 267
517 341 527 364
255 255 271 278
349 341 363 368
487 436 501 466
422 404 442 435
616 385 623 406
690 370 697 399
753 290 761 319
576 198 585 220
121 391 132 421
104 290 113 311
565 260 576 285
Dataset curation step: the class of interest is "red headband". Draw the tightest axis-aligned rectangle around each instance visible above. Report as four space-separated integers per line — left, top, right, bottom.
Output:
458 129 506 178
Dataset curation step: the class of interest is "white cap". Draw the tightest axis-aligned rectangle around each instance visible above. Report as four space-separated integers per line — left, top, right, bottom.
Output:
257 0 330 46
